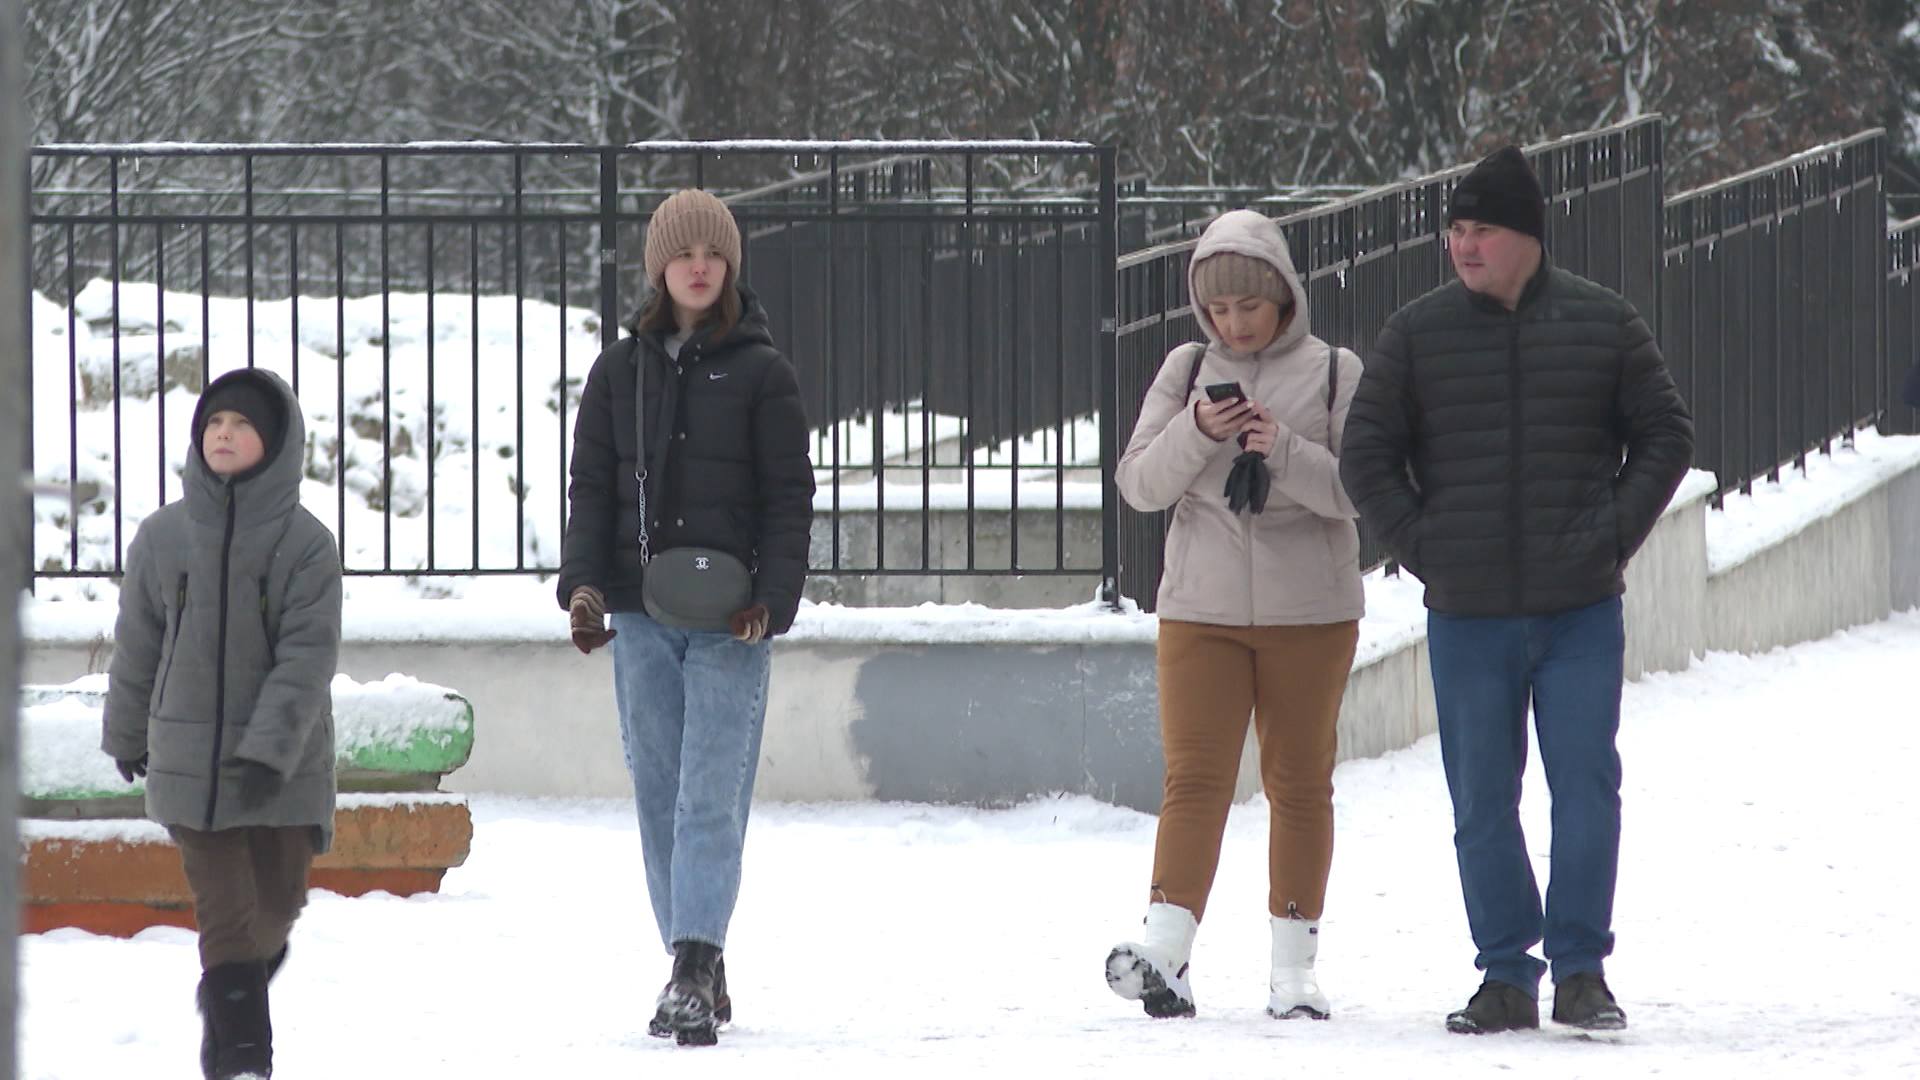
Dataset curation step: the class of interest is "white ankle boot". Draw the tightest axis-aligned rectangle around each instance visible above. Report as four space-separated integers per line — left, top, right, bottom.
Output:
1268 915 1330 1019
1105 902 1198 1018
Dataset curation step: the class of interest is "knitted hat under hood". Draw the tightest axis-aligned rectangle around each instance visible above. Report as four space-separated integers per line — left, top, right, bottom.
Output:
1187 209 1309 356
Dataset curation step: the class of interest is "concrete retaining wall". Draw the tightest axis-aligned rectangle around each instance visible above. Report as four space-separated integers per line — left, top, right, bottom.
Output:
26 444 1920 809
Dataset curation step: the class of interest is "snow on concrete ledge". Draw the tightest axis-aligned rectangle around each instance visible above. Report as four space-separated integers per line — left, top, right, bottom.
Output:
1704 431 1920 575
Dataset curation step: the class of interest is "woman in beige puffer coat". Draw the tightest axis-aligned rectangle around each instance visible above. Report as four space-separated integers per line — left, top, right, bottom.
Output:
1103 209 1363 1022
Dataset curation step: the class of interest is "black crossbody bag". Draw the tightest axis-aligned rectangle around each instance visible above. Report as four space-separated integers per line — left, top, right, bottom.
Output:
634 343 753 632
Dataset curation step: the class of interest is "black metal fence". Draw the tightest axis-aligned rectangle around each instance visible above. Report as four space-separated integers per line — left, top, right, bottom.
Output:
1881 217 1920 437
28 122 1920 605
1111 118 1665 610
27 140 1117 584
1662 131 1889 494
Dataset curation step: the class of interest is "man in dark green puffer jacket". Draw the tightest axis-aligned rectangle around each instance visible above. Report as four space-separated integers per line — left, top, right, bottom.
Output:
1341 146 1693 1039
103 367 342 1080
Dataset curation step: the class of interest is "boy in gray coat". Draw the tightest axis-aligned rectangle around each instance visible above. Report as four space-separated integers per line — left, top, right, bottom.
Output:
102 368 342 1080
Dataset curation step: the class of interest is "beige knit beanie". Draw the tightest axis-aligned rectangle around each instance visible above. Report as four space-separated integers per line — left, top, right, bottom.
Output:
644 189 743 287
1192 252 1292 310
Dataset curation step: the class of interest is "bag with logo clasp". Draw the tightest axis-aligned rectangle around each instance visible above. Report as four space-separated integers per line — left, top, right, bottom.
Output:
632 339 755 632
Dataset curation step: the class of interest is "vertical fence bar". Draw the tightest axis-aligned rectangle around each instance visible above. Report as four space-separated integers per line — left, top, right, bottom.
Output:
470 221 482 569
64 226 77 568
1096 148 1119 606
555 211 568 561
425 221 437 571
599 150 620 349
288 222 299 397
513 152 527 569
244 155 255 369
1008 214 1022 572
1059 203 1075 572
155 222 168 505
380 154 395 569
827 153 843 573
109 156 123 571
335 222 347 564
963 154 977 572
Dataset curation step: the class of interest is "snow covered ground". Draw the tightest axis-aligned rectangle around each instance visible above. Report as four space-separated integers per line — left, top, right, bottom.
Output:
25 609 1920 1078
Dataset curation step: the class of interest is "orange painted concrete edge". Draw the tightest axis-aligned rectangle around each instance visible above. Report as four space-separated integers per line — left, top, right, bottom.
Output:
24 868 450 938
24 800 473 904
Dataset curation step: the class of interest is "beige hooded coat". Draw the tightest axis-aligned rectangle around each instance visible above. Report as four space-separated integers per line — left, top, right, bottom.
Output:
1116 209 1364 626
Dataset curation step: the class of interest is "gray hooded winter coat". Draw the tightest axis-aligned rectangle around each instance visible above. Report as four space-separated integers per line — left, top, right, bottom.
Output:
102 369 343 851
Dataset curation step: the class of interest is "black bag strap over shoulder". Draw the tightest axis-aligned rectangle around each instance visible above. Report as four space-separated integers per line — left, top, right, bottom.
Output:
1181 341 1207 398
632 337 675 566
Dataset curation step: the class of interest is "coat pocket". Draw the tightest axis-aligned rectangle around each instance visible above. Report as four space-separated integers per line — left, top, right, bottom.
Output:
147 714 216 778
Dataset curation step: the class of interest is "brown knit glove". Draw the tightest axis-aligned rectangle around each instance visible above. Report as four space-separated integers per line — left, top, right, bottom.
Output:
569 586 616 654
729 604 770 645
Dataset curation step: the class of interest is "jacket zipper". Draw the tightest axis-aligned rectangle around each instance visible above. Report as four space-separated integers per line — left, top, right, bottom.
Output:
154 573 188 705
203 486 237 829
1506 312 1525 613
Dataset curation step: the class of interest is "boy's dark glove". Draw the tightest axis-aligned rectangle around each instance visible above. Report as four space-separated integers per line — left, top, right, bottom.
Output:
729 604 770 645
569 585 617 654
224 757 284 811
115 754 149 784
1223 451 1271 514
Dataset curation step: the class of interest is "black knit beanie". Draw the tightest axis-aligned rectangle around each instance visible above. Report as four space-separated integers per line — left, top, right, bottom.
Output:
196 374 286 461
1447 145 1546 241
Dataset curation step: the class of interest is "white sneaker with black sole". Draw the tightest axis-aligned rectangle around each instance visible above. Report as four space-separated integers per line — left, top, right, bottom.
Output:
1105 902 1198 1018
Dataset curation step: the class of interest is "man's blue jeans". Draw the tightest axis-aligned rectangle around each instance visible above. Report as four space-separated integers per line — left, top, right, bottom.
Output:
608 611 772 952
1427 596 1625 992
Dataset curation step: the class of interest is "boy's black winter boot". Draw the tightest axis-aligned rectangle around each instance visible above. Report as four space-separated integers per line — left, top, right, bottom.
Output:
202 959 273 1078
1445 978 1540 1034
650 940 723 1047
1552 972 1628 1031
196 974 216 1079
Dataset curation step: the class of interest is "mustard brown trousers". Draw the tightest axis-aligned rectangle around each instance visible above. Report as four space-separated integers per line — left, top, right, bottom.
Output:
1149 618 1359 922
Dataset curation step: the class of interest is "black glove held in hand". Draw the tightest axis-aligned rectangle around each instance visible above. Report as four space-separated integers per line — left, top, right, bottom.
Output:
115 753 149 784
224 757 285 812
1223 451 1271 514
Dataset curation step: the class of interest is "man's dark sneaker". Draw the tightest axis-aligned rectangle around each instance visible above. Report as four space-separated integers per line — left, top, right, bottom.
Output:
1552 972 1628 1031
1445 979 1540 1034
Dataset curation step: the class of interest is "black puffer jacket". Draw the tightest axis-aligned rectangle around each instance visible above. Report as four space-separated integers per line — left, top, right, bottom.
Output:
558 285 815 635
1339 255 1694 617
